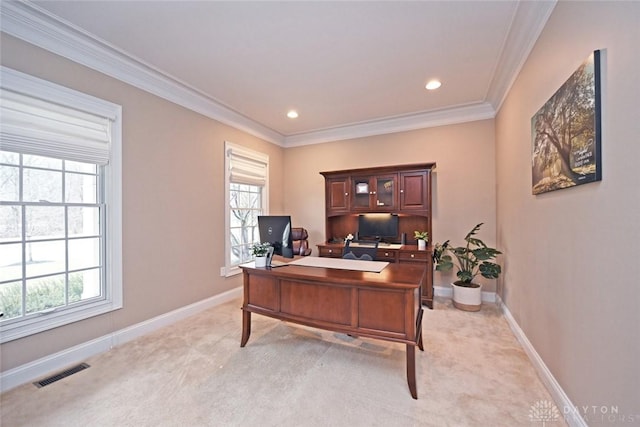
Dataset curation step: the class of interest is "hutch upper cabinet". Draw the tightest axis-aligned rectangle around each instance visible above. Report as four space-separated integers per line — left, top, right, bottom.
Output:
325 177 350 213
319 163 436 308
400 170 430 211
352 174 398 211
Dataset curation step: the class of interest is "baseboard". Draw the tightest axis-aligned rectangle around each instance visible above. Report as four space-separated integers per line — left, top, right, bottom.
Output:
434 285 452 298
434 285 496 303
0 286 242 393
496 295 587 427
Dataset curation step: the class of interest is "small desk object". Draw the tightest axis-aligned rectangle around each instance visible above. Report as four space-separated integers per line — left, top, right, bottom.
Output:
240 258 425 399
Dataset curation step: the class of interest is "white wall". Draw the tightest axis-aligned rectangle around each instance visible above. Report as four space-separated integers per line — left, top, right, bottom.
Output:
0 33 284 372
284 119 497 290
495 1 640 418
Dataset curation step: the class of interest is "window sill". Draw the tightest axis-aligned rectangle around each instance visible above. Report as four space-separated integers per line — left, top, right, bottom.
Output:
0 298 122 344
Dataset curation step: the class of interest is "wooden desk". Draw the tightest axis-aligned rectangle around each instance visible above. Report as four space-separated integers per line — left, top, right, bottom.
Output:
240 261 425 399
317 243 434 308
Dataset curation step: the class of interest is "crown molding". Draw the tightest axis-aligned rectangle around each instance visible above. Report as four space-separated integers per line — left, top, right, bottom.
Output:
0 1 285 146
284 102 496 147
1 1 552 148
486 0 557 113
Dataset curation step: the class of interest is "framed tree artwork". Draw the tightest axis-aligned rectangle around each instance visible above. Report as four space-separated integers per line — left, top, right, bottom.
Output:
531 50 602 195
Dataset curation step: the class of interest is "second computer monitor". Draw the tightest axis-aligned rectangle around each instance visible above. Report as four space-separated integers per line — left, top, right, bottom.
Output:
358 213 399 241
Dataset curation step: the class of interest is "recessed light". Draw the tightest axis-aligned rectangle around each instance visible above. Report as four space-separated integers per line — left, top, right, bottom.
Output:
425 80 442 90
287 110 299 119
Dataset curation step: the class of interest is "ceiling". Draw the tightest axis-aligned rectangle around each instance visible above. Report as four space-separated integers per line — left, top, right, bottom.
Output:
3 1 556 146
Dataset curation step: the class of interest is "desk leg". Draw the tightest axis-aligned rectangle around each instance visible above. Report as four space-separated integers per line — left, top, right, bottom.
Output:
406 344 417 399
240 309 251 347
418 328 424 352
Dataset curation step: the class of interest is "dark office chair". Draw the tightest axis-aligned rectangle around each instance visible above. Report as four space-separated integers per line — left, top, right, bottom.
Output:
291 227 312 256
342 240 378 261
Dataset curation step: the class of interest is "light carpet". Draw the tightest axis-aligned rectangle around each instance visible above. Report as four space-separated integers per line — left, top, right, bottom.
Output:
0 297 566 426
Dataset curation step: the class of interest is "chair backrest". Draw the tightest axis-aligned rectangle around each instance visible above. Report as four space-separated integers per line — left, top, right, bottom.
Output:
291 227 312 256
342 240 378 261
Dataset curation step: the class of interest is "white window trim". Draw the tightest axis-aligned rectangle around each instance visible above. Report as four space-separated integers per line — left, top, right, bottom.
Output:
223 141 268 277
0 66 123 343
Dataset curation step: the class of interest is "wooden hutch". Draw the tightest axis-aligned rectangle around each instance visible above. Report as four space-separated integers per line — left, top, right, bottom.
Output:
318 163 436 308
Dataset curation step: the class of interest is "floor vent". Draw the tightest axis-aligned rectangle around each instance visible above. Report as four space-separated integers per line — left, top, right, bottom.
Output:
33 363 90 388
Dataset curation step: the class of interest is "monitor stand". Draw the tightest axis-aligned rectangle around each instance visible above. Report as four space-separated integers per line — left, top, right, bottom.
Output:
265 247 274 267
281 247 294 259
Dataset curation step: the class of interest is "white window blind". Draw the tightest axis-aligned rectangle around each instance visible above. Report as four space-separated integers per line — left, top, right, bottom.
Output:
224 141 268 276
0 66 123 344
227 144 268 186
0 67 116 165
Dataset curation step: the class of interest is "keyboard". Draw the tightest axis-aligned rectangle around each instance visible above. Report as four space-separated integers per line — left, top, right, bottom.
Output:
349 242 377 247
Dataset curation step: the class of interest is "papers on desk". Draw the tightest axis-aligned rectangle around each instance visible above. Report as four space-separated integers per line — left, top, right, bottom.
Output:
288 256 388 273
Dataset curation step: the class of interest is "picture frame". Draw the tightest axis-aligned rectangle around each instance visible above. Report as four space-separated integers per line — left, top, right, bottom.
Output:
531 50 602 195
356 182 369 194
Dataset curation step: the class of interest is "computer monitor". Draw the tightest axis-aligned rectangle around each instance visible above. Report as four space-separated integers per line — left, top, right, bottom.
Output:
258 215 294 258
358 213 399 241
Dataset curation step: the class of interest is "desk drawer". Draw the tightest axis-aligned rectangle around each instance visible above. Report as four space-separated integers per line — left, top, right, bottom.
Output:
318 246 343 258
398 250 429 263
376 249 397 262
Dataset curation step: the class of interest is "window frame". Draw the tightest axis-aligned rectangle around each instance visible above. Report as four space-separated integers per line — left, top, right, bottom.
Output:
0 67 122 343
223 141 268 277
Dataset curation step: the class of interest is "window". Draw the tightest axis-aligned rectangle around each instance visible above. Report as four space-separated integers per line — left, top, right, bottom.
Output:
0 67 122 343
224 142 268 276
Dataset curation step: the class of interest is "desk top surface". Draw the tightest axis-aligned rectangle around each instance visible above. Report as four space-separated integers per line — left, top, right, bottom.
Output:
289 256 388 272
241 257 425 289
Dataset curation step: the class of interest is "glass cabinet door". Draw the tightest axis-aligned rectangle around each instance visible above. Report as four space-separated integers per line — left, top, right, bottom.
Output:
375 176 396 208
352 177 371 209
352 175 397 210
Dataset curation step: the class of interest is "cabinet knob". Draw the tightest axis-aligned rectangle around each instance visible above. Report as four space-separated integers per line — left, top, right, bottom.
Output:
400 189 404 193
372 191 376 195
329 249 333 253
345 192 348 196
411 254 415 258
384 252 389 256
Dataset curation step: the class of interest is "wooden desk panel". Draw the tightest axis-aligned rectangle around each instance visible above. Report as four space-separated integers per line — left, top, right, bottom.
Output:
280 280 352 325
358 289 407 333
246 275 278 311
240 262 425 399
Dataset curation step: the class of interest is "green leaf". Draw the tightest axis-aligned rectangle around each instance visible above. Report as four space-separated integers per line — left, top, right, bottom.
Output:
451 247 468 256
457 271 473 282
472 247 500 261
435 257 454 272
479 262 501 279
464 223 483 240
466 237 485 247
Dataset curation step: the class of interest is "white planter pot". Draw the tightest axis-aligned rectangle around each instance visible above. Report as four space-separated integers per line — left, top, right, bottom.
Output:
254 256 267 268
417 239 427 250
451 282 482 311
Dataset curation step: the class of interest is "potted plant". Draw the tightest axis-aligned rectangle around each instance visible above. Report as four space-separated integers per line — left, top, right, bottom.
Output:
414 231 429 250
250 242 272 267
432 223 501 311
